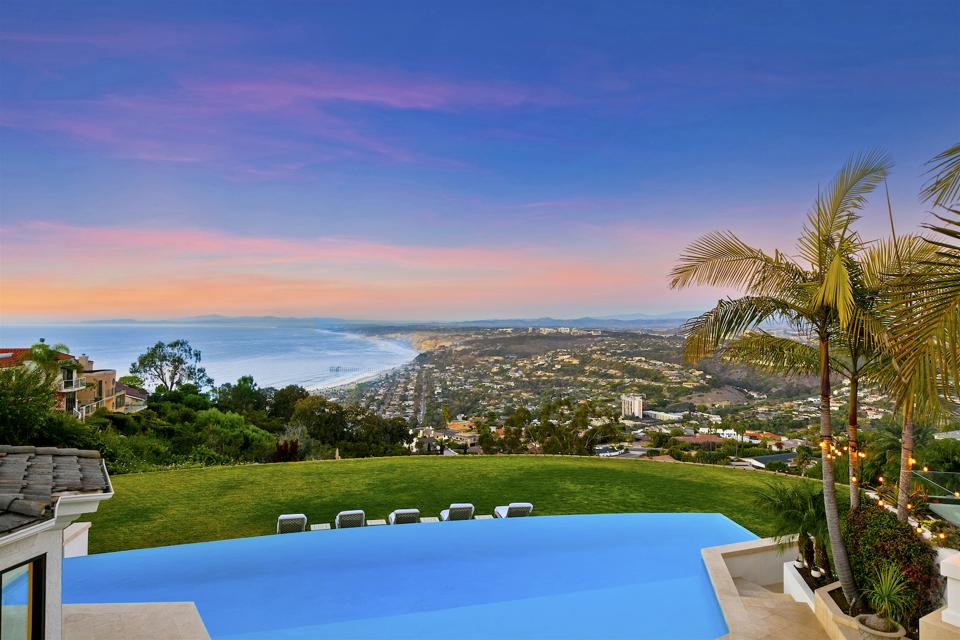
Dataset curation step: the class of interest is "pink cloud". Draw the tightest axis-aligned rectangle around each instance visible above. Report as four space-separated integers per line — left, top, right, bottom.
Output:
0 221 687 320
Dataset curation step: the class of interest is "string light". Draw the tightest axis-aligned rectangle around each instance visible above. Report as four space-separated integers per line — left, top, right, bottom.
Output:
878 499 884 506
851 476 857 483
940 533 947 540
917 526 924 534
879 476 885 483
907 503 913 509
923 465 929 473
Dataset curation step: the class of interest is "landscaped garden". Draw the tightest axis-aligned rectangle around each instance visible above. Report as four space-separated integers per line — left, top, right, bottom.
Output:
82 455 828 553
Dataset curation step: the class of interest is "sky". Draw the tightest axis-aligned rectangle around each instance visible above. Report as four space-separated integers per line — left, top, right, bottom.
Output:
1 1 958 321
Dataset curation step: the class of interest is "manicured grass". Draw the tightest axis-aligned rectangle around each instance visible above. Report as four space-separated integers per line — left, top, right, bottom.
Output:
83 456 825 554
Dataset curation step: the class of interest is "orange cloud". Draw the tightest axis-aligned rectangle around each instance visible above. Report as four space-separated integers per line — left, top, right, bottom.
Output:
2 221 691 320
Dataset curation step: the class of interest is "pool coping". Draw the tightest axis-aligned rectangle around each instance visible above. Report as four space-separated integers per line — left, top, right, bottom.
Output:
702 536 829 640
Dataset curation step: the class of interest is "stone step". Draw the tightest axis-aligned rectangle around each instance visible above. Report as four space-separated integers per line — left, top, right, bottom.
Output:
733 577 794 601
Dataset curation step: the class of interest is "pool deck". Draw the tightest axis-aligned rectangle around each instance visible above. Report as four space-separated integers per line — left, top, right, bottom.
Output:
63 602 209 639
702 537 828 640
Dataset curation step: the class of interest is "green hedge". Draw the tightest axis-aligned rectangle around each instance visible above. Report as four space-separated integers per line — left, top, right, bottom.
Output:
842 504 938 631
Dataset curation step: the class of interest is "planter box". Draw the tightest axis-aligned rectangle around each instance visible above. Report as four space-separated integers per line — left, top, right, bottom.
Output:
783 561 815 611
813 581 859 640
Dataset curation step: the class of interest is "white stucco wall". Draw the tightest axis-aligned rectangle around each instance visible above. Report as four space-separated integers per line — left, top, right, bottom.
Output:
1 526 64 640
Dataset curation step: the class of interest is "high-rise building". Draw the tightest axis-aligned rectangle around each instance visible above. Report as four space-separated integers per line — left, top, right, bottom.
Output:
621 394 644 418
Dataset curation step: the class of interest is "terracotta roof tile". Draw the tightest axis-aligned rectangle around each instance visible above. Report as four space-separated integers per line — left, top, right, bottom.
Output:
0 445 109 536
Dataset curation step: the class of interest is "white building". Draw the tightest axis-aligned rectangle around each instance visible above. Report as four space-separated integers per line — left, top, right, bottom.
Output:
642 410 685 423
621 394 644 418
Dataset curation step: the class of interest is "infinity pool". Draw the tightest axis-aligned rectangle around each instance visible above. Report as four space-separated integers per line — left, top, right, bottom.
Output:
63 513 754 639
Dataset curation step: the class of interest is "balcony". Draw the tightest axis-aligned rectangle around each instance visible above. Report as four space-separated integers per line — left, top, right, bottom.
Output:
59 376 87 392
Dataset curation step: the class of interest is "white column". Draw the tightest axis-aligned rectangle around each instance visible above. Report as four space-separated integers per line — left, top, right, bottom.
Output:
942 551 960 628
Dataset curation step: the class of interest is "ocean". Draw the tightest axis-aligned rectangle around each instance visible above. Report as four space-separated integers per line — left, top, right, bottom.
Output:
0 322 419 390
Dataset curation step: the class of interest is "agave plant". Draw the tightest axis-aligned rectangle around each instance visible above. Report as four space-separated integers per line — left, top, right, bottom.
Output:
860 564 911 634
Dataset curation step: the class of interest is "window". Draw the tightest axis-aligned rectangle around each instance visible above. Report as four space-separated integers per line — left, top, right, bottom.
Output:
1 556 45 640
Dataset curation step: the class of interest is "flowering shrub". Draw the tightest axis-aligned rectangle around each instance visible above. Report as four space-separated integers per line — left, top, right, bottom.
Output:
842 504 938 632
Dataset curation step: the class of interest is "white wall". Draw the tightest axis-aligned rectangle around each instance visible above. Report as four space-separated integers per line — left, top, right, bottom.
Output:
1 526 64 640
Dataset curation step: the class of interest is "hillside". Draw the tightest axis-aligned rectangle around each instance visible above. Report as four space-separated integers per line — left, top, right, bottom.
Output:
82 456 829 554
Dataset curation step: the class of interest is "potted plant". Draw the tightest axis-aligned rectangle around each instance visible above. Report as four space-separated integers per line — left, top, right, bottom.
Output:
855 564 910 639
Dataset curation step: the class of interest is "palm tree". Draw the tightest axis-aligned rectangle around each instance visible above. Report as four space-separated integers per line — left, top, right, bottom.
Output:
24 339 75 383
755 480 837 578
879 143 960 520
670 151 892 604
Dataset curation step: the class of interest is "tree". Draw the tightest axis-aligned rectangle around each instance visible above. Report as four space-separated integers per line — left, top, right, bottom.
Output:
879 143 960 520
24 339 76 383
118 375 146 390
215 375 268 414
720 233 931 509
193 408 275 461
290 396 348 445
670 151 892 604
270 385 309 421
130 340 213 391
0 366 56 442
755 480 838 575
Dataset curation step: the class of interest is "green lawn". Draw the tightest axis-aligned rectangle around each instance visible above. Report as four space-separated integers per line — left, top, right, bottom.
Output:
83 456 825 554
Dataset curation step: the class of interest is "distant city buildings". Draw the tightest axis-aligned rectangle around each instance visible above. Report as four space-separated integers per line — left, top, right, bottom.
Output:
620 394 644 418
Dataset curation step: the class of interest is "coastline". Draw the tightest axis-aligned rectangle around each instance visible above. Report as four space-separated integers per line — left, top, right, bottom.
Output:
308 334 421 392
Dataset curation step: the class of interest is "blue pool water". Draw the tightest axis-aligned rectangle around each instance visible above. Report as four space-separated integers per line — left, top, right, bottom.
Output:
63 513 755 639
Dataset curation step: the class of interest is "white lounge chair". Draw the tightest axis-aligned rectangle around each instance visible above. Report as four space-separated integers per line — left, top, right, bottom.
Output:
493 502 533 518
440 503 475 521
388 508 420 525
335 509 366 528
277 513 307 534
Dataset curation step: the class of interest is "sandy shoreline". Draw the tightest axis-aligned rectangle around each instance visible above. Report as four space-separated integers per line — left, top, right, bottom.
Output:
308 334 420 392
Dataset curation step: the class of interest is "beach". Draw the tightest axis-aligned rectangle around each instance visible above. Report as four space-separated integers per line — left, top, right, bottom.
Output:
0 322 420 391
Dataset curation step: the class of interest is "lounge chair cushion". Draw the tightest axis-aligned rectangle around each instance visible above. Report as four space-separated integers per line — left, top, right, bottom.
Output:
335 509 366 528
388 508 420 525
494 502 533 518
440 503 475 521
277 513 307 534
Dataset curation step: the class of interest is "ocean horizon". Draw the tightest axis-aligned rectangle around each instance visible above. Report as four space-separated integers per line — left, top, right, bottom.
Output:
0 322 419 391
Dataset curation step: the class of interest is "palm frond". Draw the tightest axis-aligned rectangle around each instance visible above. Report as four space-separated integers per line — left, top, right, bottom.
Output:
681 296 796 362
921 143 960 208
797 150 891 269
669 231 804 294
721 332 844 376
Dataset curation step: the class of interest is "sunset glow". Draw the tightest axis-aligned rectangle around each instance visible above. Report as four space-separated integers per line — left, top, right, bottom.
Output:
2 2 957 321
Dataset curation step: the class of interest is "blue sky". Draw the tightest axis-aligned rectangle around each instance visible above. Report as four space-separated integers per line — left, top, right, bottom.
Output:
1 1 958 320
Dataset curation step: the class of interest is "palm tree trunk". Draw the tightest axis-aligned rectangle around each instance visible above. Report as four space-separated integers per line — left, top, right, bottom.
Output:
847 375 860 510
819 335 859 604
815 539 832 577
799 533 815 568
896 399 915 522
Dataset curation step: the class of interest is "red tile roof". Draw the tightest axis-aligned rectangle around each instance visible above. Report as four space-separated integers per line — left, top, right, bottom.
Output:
0 347 74 369
676 434 725 444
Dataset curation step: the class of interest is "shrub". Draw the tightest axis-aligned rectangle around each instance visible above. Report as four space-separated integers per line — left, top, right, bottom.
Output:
842 504 938 631
766 461 789 473
694 450 730 465
0 367 55 443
